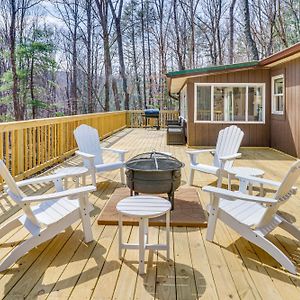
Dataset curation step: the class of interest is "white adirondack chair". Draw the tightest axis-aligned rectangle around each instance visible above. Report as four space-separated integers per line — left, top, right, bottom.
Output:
74 124 127 186
187 125 244 187
0 160 96 272
203 160 300 274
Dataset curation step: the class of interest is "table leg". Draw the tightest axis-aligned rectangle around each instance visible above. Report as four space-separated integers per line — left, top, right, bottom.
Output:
139 217 145 274
82 174 86 186
144 218 149 244
166 211 170 261
118 214 123 260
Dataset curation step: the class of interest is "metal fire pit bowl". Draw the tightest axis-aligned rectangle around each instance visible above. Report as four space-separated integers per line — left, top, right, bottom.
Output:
125 151 185 209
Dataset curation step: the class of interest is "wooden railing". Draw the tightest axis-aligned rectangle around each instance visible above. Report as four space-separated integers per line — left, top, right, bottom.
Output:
0 110 179 184
128 110 179 128
0 111 127 183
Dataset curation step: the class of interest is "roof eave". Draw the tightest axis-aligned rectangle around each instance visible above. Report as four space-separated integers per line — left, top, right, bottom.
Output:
259 42 300 66
166 61 259 79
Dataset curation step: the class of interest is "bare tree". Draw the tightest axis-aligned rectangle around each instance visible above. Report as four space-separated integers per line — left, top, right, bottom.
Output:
228 0 237 64
243 0 259 60
95 0 120 111
108 0 130 110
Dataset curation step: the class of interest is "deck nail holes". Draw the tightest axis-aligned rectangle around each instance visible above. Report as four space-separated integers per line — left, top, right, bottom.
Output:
37 289 45 296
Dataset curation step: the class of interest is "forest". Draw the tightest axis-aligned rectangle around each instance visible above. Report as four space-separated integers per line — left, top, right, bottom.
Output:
0 0 299 121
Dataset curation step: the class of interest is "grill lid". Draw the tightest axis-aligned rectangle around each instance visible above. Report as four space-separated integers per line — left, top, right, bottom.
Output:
144 108 159 115
125 151 184 171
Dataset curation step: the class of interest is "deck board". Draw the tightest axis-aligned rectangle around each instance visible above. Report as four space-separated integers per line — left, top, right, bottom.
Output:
0 128 299 299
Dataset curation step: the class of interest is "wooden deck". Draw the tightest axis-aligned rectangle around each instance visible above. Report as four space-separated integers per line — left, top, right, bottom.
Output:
0 128 300 299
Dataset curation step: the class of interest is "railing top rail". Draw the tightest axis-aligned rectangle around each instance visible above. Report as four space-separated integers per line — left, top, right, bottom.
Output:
0 110 178 132
0 111 127 132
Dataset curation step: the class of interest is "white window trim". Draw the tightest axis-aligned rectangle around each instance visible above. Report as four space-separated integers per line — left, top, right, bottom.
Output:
180 85 188 121
271 74 285 115
194 83 266 124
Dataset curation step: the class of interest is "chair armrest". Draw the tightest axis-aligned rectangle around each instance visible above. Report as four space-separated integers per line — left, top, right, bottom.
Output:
219 153 241 161
186 149 216 155
235 174 298 193
9 173 75 189
22 185 96 204
102 148 128 154
202 185 277 205
102 148 127 161
186 149 216 165
75 151 95 159
75 150 96 170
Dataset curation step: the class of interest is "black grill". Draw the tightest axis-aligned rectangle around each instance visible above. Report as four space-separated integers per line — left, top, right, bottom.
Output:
143 109 160 130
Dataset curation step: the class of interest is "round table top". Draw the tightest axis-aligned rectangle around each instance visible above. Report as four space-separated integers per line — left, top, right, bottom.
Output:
116 196 171 218
54 166 89 177
227 166 265 177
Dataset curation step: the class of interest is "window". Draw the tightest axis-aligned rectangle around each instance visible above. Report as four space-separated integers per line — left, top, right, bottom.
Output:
272 75 284 115
194 83 265 123
196 86 211 121
248 86 263 121
213 87 246 121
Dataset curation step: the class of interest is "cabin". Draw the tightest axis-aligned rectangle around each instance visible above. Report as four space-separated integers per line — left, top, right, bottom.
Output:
166 42 300 157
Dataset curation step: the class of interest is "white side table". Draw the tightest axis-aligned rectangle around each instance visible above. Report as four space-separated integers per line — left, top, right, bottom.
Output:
54 167 89 191
227 167 265 195
116 195 171 275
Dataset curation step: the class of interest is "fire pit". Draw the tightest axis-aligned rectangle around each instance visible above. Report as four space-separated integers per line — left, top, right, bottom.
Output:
125 151 184 209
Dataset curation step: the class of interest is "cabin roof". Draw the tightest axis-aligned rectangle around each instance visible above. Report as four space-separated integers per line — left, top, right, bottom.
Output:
167 42 300 94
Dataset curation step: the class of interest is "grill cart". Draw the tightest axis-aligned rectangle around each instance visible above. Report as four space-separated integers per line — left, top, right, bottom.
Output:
143 109 160 130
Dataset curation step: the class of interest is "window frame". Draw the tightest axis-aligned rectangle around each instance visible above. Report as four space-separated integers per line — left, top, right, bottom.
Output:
271 74 285 115
180 85 188 121
194 82 266 124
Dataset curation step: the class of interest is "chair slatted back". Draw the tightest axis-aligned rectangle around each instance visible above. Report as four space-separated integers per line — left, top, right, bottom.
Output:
74 124 103 166
213 125 244 170
0 160 40 226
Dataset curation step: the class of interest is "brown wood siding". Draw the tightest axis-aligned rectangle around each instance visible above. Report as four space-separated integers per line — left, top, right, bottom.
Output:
270 58 300 157
186 69 271 147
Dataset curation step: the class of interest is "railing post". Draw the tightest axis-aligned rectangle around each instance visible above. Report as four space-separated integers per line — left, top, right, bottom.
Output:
16 129 24 176
59 123 64 161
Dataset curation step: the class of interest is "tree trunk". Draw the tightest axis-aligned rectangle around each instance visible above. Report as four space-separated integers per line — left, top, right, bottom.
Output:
108 0 130 110
229 0 237 64
146 1 153 105
131 3 142 109
9 0 22 120
71 0 79 115
86 0 93 113
216 0 222 65
141 0 147 108
243 0 259 60
173 0 185 70
30 57 36 119
189 0 196 68
96 0 120 111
